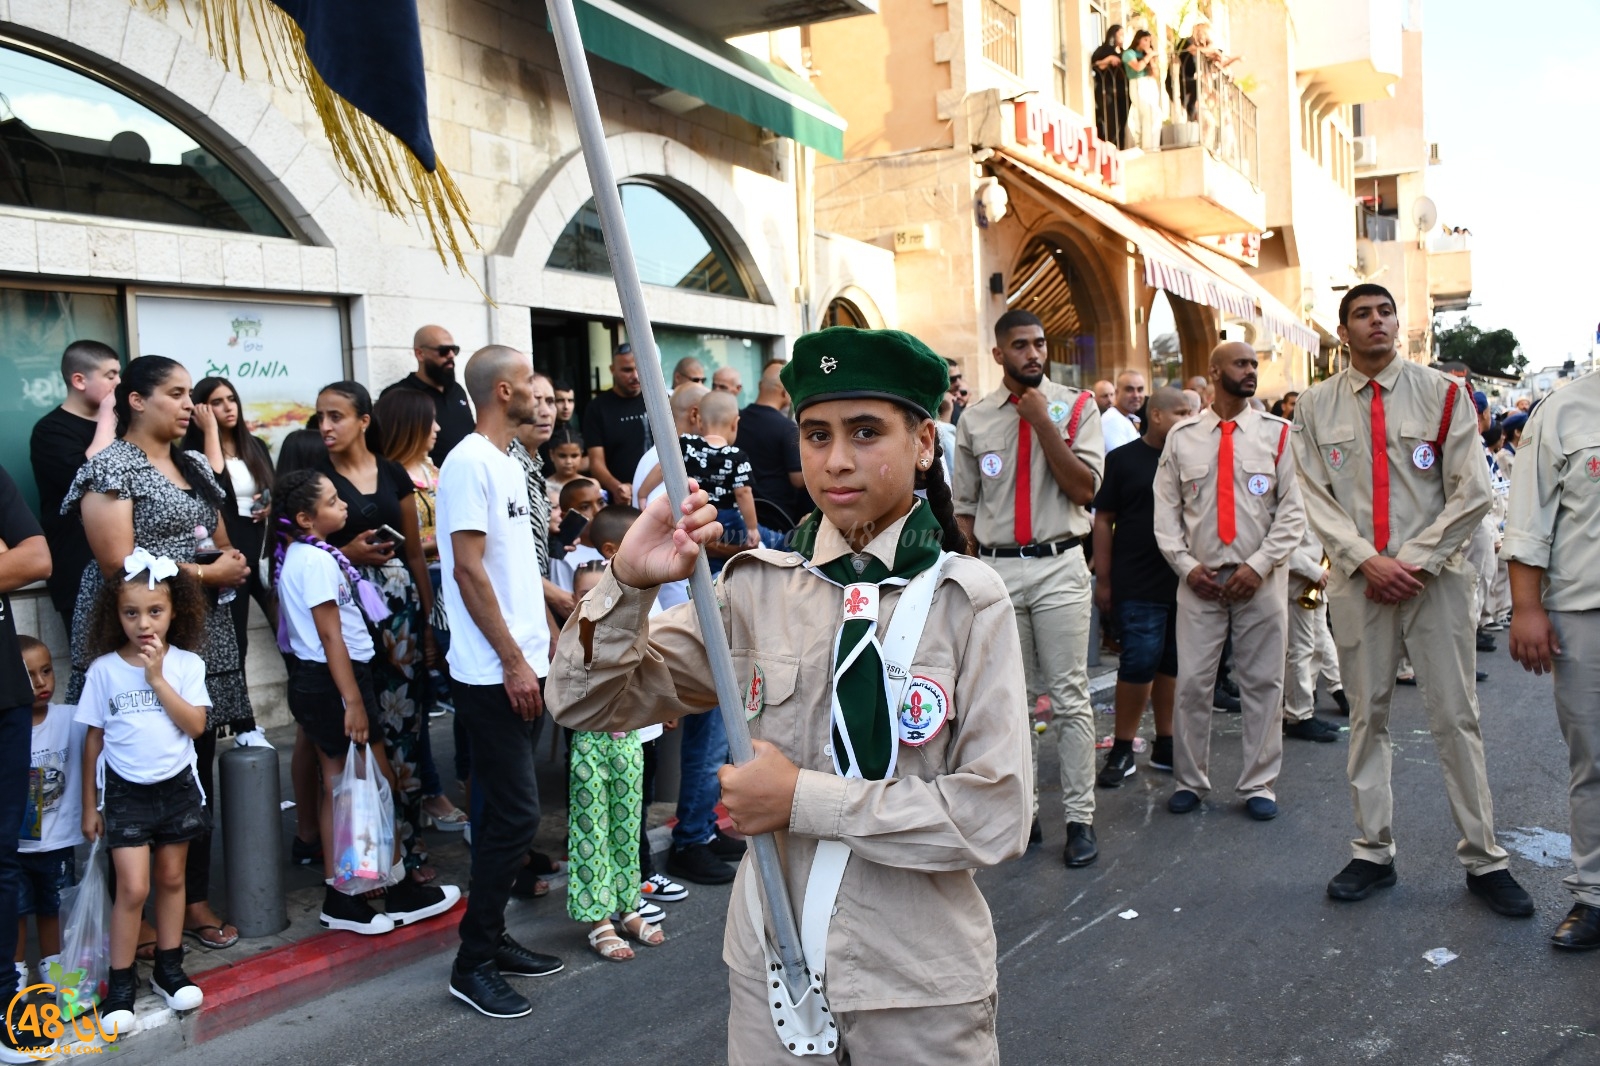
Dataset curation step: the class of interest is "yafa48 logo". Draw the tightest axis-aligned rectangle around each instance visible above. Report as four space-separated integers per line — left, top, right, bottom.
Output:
6 982 123 1058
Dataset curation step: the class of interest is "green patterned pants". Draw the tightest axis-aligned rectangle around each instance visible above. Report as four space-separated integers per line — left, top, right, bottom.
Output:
567 731 644 923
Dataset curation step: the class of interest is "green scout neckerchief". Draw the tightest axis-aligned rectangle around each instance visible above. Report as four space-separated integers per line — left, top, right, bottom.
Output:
792 500 944 780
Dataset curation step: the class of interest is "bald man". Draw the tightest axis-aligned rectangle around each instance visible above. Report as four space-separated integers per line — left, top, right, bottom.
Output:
1100 374 1141 453
672 358 707 391
438 344 563 1017
712 365 743 397
1155 342 1304 820
735 359 808 529
382 324 475 463
1093 379 1116 413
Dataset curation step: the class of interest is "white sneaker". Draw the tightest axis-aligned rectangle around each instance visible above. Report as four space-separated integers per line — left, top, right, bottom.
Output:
641 873 688 902
233 729 274 749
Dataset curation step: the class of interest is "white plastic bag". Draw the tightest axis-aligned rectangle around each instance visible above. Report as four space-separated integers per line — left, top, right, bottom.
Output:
53 841 110 1020
330 742 398 895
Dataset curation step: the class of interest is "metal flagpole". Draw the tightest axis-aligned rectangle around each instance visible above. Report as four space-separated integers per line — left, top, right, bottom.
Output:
545 0 812 1001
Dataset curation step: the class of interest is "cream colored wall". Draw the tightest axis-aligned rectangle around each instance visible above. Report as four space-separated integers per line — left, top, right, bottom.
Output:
1359 27 1426 176
1229 0 1297 228
807 1 953 156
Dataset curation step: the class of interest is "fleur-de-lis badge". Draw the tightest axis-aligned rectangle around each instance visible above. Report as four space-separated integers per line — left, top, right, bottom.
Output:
1588 455 1600 481
844 587 869 615
820 355 838 374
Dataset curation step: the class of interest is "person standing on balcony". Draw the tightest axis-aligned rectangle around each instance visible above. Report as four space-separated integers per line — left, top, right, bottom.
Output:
1178 22 1240 123
1123 30 1162 151
1092 25 1130 149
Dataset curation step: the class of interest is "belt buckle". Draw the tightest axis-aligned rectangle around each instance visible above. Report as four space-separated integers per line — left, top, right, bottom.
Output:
1017 542 1038 559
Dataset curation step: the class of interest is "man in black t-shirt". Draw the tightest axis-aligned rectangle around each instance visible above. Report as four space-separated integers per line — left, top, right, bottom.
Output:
29 340 119 630
381 324 475 464
734 360 807 529
581 344 651 505
0 461 54 1057
1091 387 1195 787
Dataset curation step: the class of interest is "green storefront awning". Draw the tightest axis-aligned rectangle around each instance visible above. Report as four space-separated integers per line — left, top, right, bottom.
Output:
569 0 847 158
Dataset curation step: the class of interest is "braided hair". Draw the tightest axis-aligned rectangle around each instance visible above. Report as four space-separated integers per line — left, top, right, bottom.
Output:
268 471 390 652
904 409 966 553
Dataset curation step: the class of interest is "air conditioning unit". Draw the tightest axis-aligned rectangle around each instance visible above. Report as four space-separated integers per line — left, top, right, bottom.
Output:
1428 142 1442 165
1353 136 1378 168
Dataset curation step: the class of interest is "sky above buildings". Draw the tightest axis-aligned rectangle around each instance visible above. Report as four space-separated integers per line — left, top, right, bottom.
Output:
1424 1 1600 369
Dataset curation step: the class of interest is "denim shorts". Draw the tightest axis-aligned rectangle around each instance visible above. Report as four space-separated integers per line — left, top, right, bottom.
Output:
103 767 209 849
16 848 76 917
287 656 378 759
1115 600 1178 684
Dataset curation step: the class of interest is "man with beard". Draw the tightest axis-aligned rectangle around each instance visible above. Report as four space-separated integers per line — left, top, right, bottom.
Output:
582 344 650 505
1154 343 1304 820
383 324 474 464
1292 283 1532 916
954 309 1105 867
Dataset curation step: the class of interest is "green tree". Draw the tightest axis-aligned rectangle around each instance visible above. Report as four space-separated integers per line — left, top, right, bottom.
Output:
1435 318 1527 377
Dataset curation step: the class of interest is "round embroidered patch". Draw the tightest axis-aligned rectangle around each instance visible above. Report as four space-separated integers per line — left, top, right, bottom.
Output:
1412 443 1436 470
898 676 950 746
1047 400 1070 424
980 452 1004 478
1247 473 1271 496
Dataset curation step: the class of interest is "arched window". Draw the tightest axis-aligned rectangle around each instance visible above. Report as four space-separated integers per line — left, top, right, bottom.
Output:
547 182 750 298
823 297 866 328
1148 291 1183 387
0 44 290 237
1008 236 1099 387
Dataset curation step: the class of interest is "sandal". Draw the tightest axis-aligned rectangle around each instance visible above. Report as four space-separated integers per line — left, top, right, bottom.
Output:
183 923 240 949
421 799 469 831
616 911 664 947
586 922 633 961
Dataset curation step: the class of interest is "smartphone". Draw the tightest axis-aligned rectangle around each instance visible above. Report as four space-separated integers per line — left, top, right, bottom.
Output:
193 549 223 566
373 523 406 547
554 509 588 550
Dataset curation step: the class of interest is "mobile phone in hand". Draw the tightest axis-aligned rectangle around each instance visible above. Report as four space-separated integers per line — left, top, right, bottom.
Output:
373 523 406 547
554 509 588 550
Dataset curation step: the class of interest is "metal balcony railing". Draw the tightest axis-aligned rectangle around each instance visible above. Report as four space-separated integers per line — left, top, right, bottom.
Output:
1167 52 1258 185
1359 208 1398 242
982 0 1020 76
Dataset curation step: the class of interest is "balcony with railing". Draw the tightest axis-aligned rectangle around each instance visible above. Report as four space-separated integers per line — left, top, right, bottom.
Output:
981 0 1020 76
1122 54 1264 238
1359 206 1398 242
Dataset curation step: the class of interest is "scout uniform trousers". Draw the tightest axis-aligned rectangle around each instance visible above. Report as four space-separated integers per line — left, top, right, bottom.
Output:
1551 610 1600 906
1174 564 1289 799
1284 598 1338 723
988 550 1094 825
1326 555 1509 872
727 971 999 1065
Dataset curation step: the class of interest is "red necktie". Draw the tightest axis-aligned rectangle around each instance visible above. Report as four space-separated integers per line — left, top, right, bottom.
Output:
1217 420 1236 544
1009 397 1033 545
1369 381 1390 552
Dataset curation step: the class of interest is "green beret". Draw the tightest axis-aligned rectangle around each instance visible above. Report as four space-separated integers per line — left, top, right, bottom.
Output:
782 327 949 419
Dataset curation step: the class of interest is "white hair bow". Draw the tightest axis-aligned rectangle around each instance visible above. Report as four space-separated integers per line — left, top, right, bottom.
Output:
124 547 180 589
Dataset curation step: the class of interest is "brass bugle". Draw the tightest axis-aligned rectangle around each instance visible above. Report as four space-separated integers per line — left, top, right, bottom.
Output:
1297 554 1331 609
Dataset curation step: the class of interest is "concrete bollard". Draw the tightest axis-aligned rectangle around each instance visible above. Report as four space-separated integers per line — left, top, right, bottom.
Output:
219 745 288 938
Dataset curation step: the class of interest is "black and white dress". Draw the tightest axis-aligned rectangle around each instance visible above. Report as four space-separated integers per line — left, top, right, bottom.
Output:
62 440 254 731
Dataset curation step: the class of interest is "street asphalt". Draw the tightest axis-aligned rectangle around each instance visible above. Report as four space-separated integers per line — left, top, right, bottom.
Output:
152 636 1600 1065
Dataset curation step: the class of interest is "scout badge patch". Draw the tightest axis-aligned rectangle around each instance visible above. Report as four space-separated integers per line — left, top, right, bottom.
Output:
745 663 765 720
1586 455 1600 482
1247 473 1271 496
980 452 1004 478
898 677 950 746
1326 445 1346 471
1412 442 1436 470
1047 400 1070 424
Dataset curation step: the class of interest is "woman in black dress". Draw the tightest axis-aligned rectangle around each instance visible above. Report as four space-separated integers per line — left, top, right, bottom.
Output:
1092 24 1130 149
65 355 253 951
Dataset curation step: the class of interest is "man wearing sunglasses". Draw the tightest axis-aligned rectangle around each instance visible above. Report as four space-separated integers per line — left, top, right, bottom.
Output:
382 324 476 464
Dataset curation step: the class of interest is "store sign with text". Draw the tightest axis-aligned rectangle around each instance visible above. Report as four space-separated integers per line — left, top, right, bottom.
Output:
1011 99 1123 197
1193 231 1261 268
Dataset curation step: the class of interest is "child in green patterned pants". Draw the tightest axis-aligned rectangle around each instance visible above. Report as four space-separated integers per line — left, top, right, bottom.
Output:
569 549 665 961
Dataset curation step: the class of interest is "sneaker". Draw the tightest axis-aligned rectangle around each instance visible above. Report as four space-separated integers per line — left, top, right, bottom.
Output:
1148 737 1174 772
150 947 203 1012
666 843 737 885
1466 869 1534 917
1096 748 1137 788
1396 673 1416 686
709 828 748 860
635 900 666 924
1476 630 1498 653
1212 688 1242 713
98 965 137 1038
1283 717 1340 743
1 1020 52 1063
1330 689 1350 716
385 878 462 926
1327 858 1397 901
320 886 396 935
641 873 688 902
450 959 531 1019
494 934 563 977
1167 789 1201 814
291 835 321 866
1482 620 1507 632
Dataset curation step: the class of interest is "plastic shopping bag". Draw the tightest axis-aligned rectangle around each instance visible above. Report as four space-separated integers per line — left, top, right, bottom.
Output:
53 841 110 1021
330 741 398 895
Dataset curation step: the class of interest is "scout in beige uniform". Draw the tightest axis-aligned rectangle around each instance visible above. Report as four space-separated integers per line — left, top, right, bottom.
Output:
1154 342 1305 819
549 327 1030 1064
1504 371 1600 949
1292 283 1532 915
1282 524 1343 738
953 308 1104 868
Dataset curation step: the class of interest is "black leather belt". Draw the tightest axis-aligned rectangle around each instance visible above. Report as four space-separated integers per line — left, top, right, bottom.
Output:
978 536 1085 559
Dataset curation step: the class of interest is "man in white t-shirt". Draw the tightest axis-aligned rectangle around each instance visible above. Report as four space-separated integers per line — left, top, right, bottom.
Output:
436 345 564 1019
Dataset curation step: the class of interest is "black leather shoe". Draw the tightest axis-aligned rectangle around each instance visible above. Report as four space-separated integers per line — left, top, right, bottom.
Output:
1167 789 1200 814
1476 630 1497 652
1244 797 1278 821
1028 817 1042 846
1327 858 1397 901
1284 717 1340 743
1330 689 1350 716
1466 868 1534 917
450 959 532 1018
495 934 563 977
709 827 748 860
1550 903 1600 950
666 843 737 885
1063 822 1098 867
1212 688 1241 713
1476 670 1490 683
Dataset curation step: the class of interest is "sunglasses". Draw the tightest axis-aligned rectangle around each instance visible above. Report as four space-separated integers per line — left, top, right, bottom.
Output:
685 376 706 384
422 344 461 357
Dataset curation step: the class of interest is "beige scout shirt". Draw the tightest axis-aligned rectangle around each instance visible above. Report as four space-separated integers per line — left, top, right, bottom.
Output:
1153 406 1305 579
546 509 1031 1012
1502 372 1600 611
1292 357 1491 578
952 381 1104 547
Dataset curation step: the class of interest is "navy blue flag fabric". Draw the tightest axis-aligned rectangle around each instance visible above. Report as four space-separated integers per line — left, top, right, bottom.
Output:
270 0 438 170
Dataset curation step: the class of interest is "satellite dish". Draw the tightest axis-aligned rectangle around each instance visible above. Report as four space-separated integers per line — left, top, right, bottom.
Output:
1412 196 1438 234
